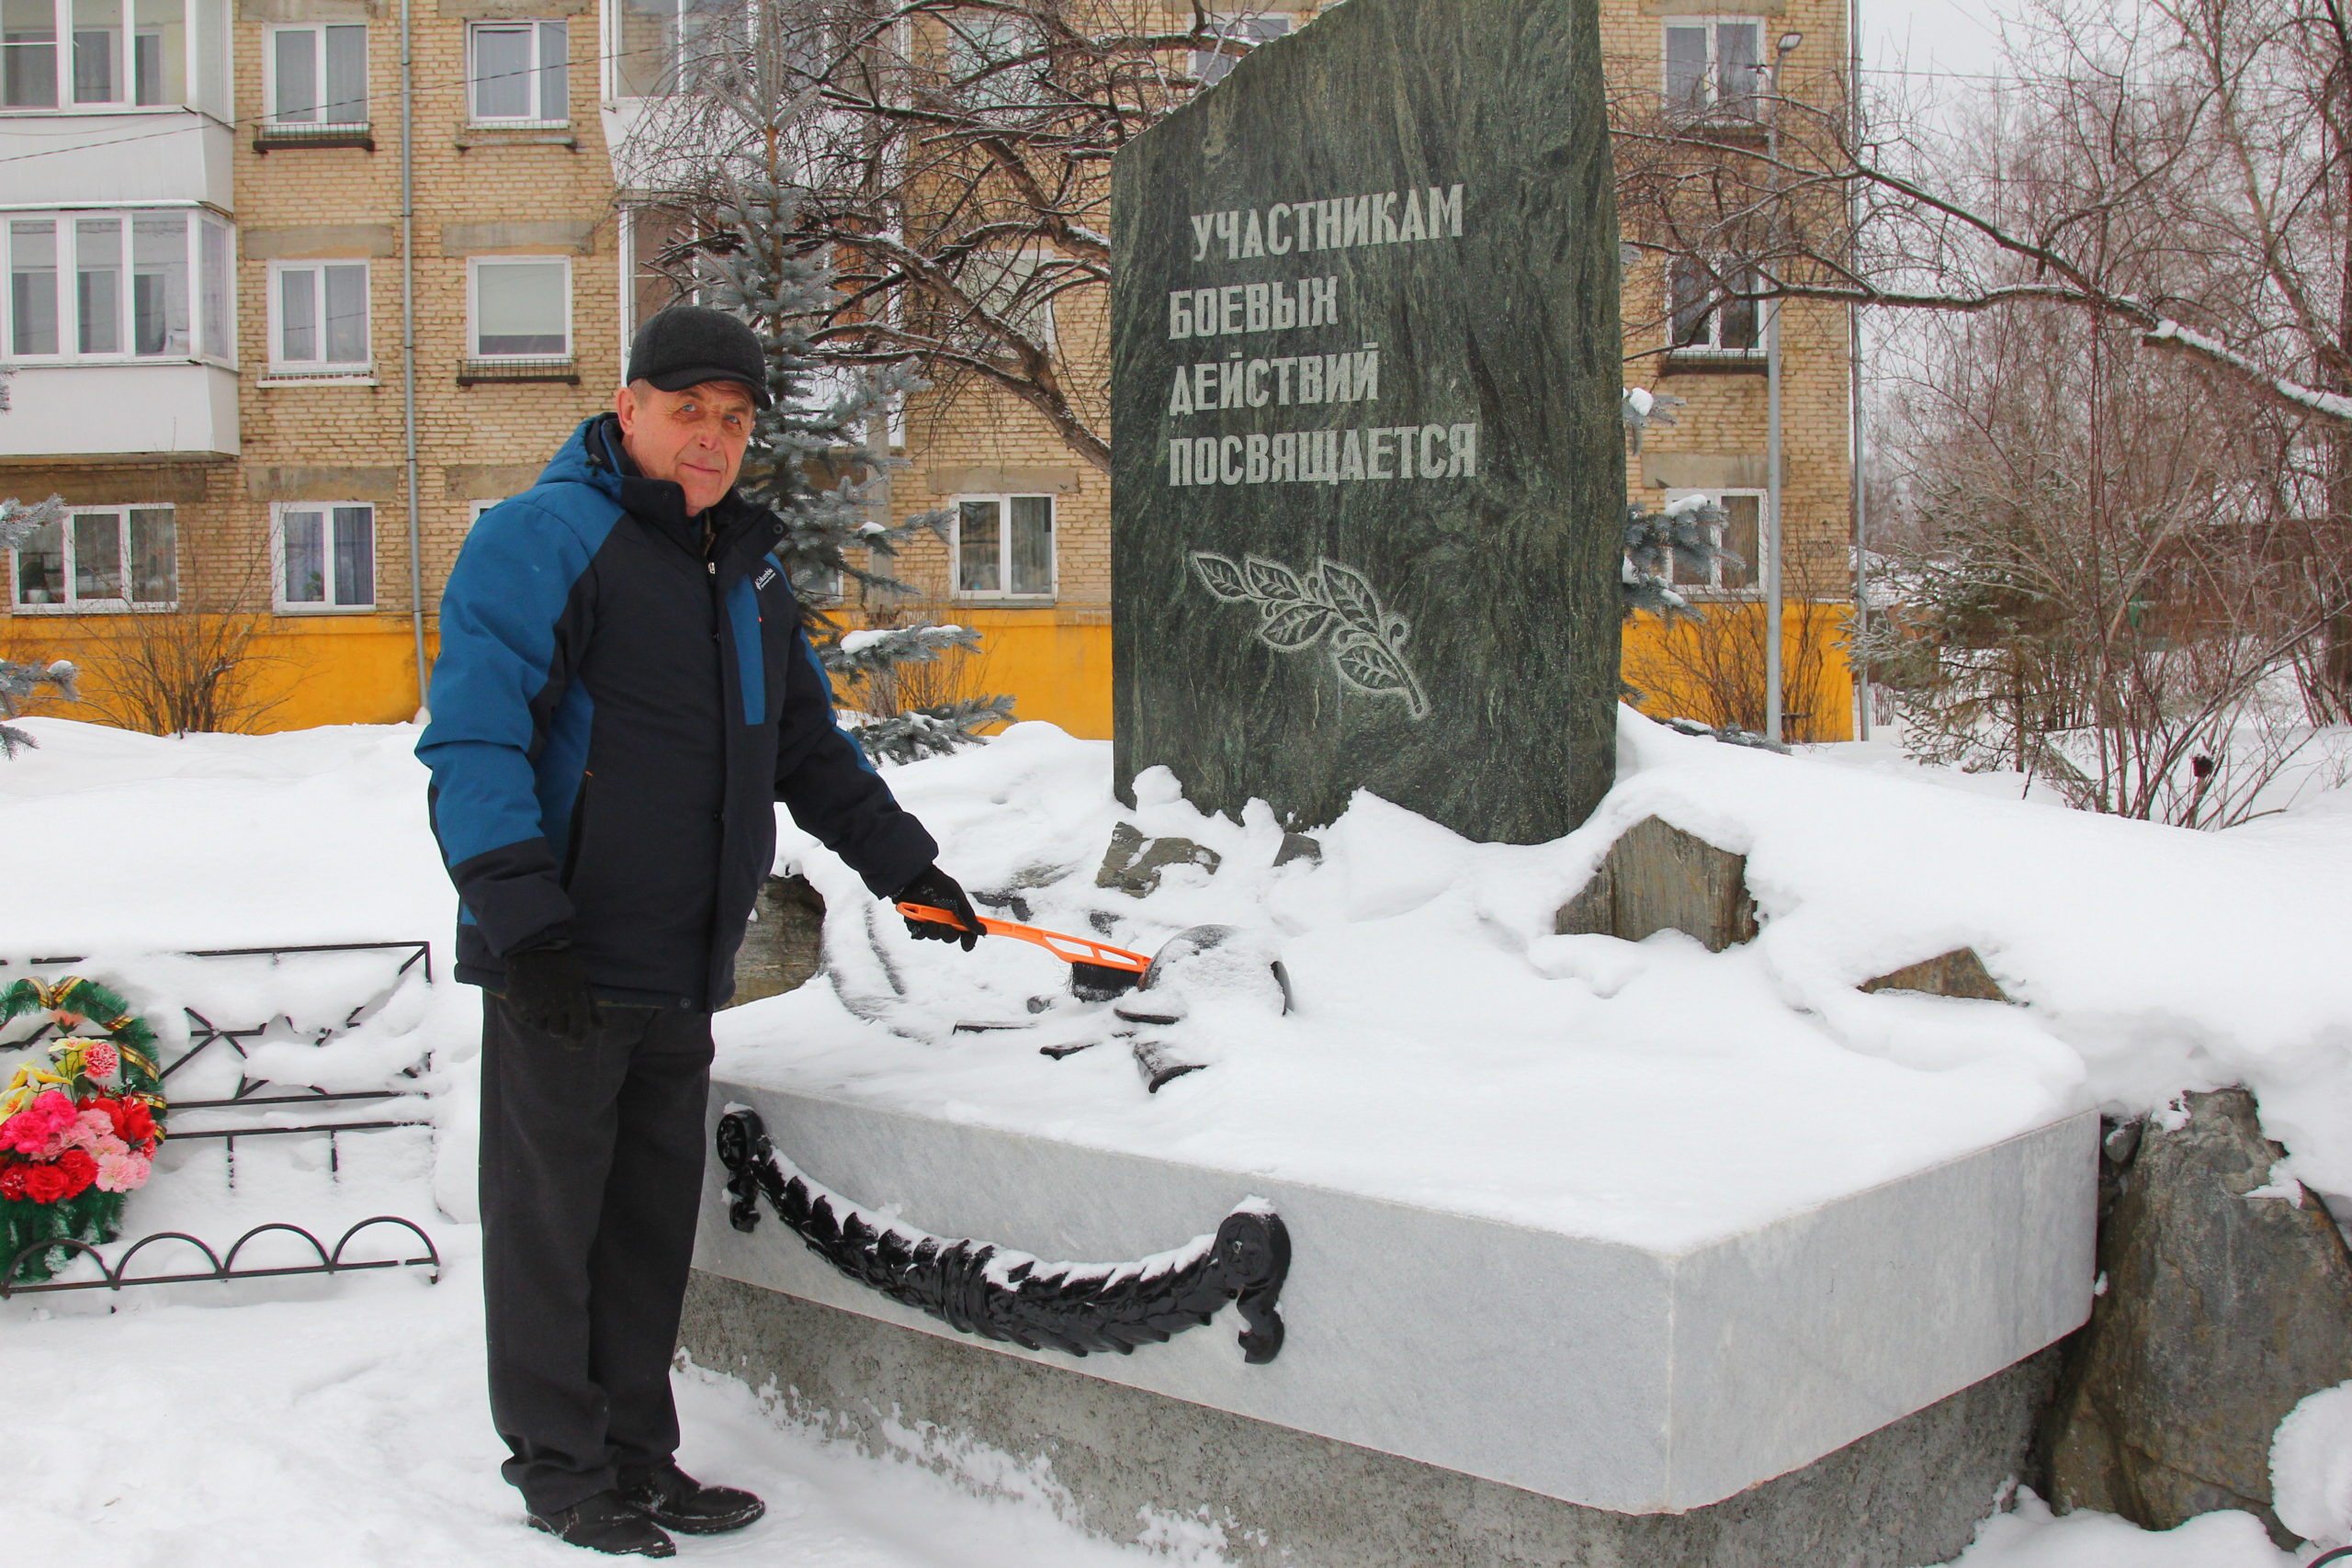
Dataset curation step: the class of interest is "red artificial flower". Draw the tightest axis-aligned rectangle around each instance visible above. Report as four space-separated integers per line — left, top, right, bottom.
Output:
52 1148 96 1200
0 1163 27 1201
108 1100 154 1147
22 1165 70 1203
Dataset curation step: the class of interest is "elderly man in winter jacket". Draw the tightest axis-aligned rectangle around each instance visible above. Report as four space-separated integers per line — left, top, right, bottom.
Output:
416 306 983 1558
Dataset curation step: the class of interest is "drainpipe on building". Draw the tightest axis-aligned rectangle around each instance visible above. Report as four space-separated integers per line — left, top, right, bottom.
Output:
401 0 427 716
1849 0 1870 741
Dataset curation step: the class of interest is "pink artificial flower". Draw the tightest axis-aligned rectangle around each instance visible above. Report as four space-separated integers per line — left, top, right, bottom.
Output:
0 1089 75 1155
80 1042 119 1082
93 1149 151 1193
59 1108 115 1153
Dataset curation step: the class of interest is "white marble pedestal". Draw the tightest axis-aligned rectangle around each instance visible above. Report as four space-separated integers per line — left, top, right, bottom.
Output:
685 1077 2097 1562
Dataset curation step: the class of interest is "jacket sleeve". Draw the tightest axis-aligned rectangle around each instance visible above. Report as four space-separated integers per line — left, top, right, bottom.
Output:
775 625 939 897
414 499 597 957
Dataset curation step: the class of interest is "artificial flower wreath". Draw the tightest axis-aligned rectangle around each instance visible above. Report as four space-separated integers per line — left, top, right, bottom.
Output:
0 976 168 1284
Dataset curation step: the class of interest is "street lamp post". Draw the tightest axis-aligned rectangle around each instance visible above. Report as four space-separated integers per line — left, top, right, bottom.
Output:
1764 29 1801 744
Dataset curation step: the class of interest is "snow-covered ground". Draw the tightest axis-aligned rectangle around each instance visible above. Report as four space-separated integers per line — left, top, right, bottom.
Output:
1 713 2346 1566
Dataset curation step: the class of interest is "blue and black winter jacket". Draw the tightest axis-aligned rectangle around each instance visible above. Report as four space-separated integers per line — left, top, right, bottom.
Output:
416 413 937 1010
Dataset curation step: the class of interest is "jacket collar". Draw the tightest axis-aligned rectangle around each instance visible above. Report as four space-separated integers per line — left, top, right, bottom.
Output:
582 413 781 574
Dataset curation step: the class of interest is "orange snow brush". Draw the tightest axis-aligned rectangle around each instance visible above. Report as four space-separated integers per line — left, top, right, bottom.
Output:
897 904 1149 999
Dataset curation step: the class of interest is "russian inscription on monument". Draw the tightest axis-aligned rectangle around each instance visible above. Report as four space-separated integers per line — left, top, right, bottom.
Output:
1110 0 1622 844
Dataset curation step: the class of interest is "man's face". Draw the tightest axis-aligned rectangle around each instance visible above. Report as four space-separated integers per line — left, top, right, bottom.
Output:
614 379 758 516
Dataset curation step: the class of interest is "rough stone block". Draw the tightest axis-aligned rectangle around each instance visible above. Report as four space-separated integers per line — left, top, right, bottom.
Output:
2043 1087 2352 1542
1861 948 2011 1003
1555 815 1759 952
728 874 826 1007
1095 822 1222 897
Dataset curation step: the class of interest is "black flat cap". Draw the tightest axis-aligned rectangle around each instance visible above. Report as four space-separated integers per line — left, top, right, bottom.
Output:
626 304 771 407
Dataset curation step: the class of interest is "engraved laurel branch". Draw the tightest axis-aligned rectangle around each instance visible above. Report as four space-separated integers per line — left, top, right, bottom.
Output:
1189 552 1430 720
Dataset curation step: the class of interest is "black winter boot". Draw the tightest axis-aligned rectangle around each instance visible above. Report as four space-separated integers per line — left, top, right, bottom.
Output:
618 1462 766 1535
527 1492 678 1556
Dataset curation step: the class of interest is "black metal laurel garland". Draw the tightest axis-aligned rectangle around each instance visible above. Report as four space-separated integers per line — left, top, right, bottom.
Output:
717 1109 1290 1363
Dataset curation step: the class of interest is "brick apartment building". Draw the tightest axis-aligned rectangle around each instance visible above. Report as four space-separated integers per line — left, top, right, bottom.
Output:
0 0 1855 741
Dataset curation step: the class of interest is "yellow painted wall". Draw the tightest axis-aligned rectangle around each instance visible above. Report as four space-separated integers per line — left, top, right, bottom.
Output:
1622 603 1854 743
6 615 430 733
15 604 1853 744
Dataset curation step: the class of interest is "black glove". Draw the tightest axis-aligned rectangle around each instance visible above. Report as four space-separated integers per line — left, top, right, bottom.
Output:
500 943 601 1043
895 864 983 951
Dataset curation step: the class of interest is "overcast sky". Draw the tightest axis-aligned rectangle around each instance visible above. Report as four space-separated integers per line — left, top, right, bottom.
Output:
1860 0 2020 89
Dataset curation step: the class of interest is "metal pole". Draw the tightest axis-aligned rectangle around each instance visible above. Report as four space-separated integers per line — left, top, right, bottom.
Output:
1765 43 1790 744
1849 0 1869 740
401 0 427 714
1767 297 1784 745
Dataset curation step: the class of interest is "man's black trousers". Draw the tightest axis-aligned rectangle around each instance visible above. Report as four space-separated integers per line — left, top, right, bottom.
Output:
479 994 713 1516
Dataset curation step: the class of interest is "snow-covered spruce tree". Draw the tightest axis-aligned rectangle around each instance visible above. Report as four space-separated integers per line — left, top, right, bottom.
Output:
694 181 1012 764
0 494 77 758
1619 388 1736 619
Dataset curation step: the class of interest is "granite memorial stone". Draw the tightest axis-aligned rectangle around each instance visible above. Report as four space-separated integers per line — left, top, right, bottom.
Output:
1110 0 1623 843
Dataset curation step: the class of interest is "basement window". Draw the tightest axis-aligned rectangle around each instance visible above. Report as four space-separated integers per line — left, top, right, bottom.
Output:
273 502 376 612
11 503 176 612
953 494 1054 600
1663 490 1763 594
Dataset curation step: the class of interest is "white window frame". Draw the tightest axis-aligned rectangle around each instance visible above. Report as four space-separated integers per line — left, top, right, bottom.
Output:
0 0 199 112
1662 487 1766 596
1662 16 1765 122
2 205 230 366
265 257 370 376
1667 254 1762 358
950 492 1056 602
602 0 745 100
466 254 573 363
271 501 377 613
968 248 1058 351
262 21 368 129
466 17 567 126
8 502 176 612
1192 10 1291 88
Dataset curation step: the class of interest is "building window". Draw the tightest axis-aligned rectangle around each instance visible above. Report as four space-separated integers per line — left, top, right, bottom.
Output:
1193 11 1291 88
609 0 741 98
274 502 375 611
268 259 368 373
468 255 571 361
11 504 176 611
953 494 1054 599
266 22 365 127
622 202 704 344
3 209 222 363
468 18 566 123
1664 17 1762 120
1666 490 1762 593
1668 255 1760 355
1 0 187 109
966 250 1058 350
